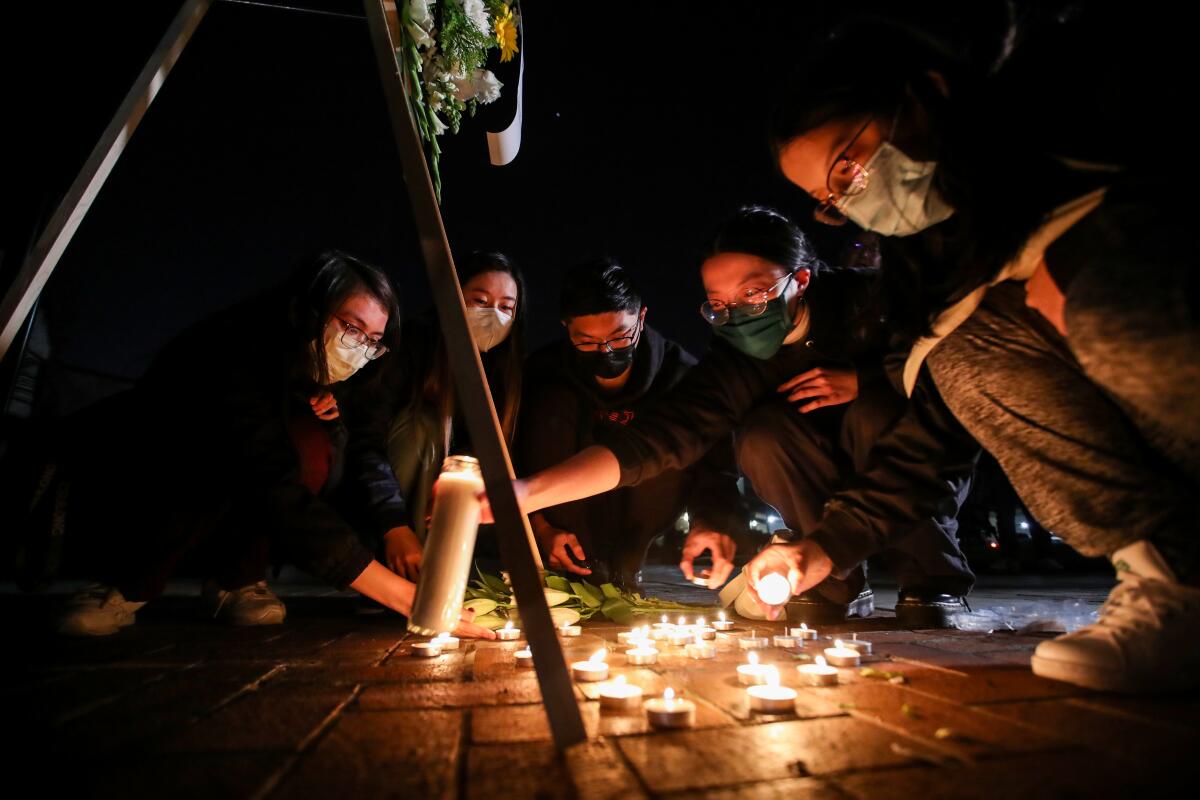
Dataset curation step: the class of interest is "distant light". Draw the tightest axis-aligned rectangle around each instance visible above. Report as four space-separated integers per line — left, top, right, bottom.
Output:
989 541 999 549
1019 521 1029 530
767 515 780 525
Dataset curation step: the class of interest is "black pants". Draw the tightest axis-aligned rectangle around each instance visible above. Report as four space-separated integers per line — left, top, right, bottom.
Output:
734 380 975 602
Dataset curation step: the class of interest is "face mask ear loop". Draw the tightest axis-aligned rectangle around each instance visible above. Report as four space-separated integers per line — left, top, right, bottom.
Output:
881 101 925 230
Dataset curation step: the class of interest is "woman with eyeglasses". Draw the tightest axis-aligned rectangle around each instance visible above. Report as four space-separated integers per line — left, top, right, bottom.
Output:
492 206 976 627
55 251 494 640
344 251 526 583
761 9 1198 692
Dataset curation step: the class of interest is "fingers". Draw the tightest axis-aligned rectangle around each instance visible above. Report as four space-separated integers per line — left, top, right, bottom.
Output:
787 567 804 596
405 555 421 581
799 397 833 414
786 386 828 403
553 540 590 575
708 549 734 588
678 555 695 581
454 618 497 639
777 368 822 393
568 539 587 563
477 494 494 524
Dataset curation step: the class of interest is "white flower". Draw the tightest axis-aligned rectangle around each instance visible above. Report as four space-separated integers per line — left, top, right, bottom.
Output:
407 0 435 48
452 68 501 104
430 112 448 135
460 0 489 36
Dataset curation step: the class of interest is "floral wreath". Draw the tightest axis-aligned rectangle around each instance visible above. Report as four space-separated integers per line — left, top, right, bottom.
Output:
397 0 520 200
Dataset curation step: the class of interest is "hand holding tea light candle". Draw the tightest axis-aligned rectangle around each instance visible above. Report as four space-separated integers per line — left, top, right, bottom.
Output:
514 646 534 667
746 668 797 713
693 617 716 640
798 655 839 686
598 675 643 711
625 644 659 666
755 572 792 607
739 629 769 650
790 623 818 641
572 648 610 682
411 641 442 658
496 620 521 641
686 633 716 660
737 651 773 685
824 639 862 667
431 632 459 651
713 611 735 632
645 688 695 729
843 633 873 655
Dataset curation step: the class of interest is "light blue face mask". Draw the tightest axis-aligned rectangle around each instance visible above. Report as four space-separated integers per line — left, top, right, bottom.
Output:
840 142 955 237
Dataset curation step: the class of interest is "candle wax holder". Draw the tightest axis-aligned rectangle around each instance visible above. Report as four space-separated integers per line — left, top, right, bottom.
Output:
747 683 797 713
645 691 695 729
625 647 659 666
411 642 441 658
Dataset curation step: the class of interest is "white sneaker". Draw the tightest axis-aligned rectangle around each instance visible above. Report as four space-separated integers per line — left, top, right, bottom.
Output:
201 580 286 626
1031 541 1200 692
57 584 146 636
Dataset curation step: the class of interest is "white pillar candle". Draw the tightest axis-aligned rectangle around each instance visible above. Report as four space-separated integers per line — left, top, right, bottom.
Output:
843 633 873 654
496 621 521 641
431 632 460 651
598 675 644 711
789 623 818 640
645 688 695 729
571 648 610 682
514 646 534 668
736 651 773 685
739 629 769 650
798 655 839 686
755 572 792 606
624 645 659 666
685 635 716 660
746 669 797 713
411 642 442 658
558 624 582 638
773 634 799 649
713 611 736 632
823 639 862 667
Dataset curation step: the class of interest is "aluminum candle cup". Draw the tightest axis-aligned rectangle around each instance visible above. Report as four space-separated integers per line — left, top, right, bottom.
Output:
649 627 672 642
625 646 659 666
844 634 873 655
739 630 769 650
645 688 695 729
408 456 484 635
514 647 534 667
692 618 716 640
746 670 797 713
713 612 736 632
496 621 521 641
667 630 691 647
773 634 800 649
598 676 644 711
737 651 773 685
823 640 862 667
411 642 442 658
798 655 839 686
431 633 459 651
686 638 716 660
789 624 819 641
572 649 610 682
558 624 582 637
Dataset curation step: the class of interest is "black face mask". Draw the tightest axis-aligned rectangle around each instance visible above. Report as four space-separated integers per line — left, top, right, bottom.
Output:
575 346 635 380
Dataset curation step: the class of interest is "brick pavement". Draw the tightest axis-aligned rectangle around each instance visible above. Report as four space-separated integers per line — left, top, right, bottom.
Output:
7 575 1196 798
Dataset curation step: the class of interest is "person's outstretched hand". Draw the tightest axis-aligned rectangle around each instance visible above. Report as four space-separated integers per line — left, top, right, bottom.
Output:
309 391 340 420
536 525 592 575
679 527 737 588
382 526 423 582
453 605 497 639
744 539 833 619
777 367 858 413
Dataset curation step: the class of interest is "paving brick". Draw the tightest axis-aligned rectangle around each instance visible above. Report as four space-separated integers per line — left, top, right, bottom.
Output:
565 739 649 800
659 776 847 799
617 717 941 793
83 753 289 800
358 676 545 709
276 654 469 684
470 701 600 743
901 666 1090 705
977 698 1200 770
466 743 571 800
682 665 847 723
1066 693 1200 731
869 642 994 670
272 709 463 800
831 750 1151 799
16 667 170 729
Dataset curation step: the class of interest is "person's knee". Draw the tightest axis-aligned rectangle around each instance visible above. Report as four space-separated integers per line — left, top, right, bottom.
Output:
734 402 793 476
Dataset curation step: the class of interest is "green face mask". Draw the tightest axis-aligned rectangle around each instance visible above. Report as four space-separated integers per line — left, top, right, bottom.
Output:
712 294 793 360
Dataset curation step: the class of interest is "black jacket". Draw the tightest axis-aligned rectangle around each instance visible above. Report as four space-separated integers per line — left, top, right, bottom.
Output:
518 325 742 533
599 267 977 573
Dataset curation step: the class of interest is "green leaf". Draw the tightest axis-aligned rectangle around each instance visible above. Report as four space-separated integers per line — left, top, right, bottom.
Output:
545 575 572 593
472 613 508 630
543 589 573 607
571 582 603 609
600 583 623 600
482 573 509 594
463 598 498 617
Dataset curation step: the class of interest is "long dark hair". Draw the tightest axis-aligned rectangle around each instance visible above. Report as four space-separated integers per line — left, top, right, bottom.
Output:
288 250 401 387
422 250 527 446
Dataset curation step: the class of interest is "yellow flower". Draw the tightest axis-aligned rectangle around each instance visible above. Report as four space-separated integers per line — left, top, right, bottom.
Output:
494 5 519 63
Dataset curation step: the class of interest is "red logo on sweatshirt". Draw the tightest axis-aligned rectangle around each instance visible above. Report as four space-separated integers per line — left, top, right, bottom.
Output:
598 409 635 426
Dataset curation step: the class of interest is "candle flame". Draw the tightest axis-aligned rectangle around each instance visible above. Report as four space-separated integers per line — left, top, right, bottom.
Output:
436 631 450 639
661 614 668 624
815 655 827 667
615 675 626 686
748 651 759 666
766 667 780 687
693 633 703 645
503 621 513 630
677 615 686 627
591 648 607 664
697 617 705 626
719 611 727 622
663 688 675 701
835 639 845 649
800 623 808 631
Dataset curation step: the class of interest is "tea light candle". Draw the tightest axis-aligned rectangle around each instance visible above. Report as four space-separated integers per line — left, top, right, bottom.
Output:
571 648 610 682
559 624 582 638
798 654 839 686
789 623 818 640
773 634 799 649
645 688 695 729
746 668 797 713
755 572 792 606
625 645 659 666
739 629 769 650
823 639 862 667
685 634 716 660
649 627 672 642
496 621 521 641
411 642 441 658
431 632 459 650
618 626 651 646
598 675 643 711
713 611 736 631
653 615 673 630
667 629 692 647
514 646 534 667
691 576 709 587
692 618 717 640
736 651 774 685
843 633 873 655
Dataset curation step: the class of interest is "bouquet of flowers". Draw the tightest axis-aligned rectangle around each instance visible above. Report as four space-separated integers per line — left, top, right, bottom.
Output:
397 0 520 200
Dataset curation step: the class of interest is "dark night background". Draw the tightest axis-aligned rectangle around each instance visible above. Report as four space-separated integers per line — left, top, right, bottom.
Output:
2 0 882 417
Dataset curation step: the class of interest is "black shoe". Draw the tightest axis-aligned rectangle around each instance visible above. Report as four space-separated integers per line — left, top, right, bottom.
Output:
894 589 968 629
785 586 874 626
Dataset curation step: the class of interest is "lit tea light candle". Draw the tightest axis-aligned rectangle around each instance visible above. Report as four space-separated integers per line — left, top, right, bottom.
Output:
789 623 818 641
624 645 659 666
713 611 735 631
746 668 797 713
692 617 716 640
773 633 799 649
598 675 643 711
571 648 610 682
685 633 716 660
739 629 769 650
667 628 692 647
431 632 459 650
618 626 651 646
411 642 442 658
755 572 792 606
653 615 674 630
675 615 690 632
559 624 582 637
824 639 862 667
691 576 709 587
645 688 695 729
798 655 839 686
496 621 521 641
843 633 873 655
514 646 534 668
737 651 773 685
649 626 672 642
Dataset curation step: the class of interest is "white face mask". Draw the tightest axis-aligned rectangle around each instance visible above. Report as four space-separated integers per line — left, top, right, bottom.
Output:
321 321 370 383
466 306 514 352
840 141 955 237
